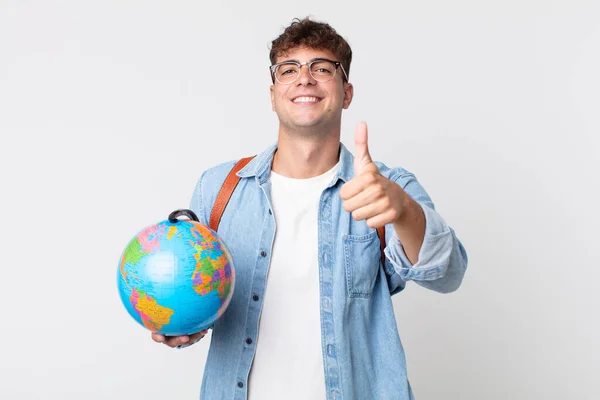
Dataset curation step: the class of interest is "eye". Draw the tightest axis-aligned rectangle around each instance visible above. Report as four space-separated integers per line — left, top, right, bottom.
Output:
278 64 298 75
311 61 335 75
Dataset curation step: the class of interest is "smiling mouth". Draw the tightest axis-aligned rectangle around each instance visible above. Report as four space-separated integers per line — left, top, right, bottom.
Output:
292 96 322 104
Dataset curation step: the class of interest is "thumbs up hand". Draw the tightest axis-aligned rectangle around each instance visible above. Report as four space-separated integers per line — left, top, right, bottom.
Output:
340 122 408 229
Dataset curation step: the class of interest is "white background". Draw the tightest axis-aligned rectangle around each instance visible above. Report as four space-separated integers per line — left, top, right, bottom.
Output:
1 1 599 399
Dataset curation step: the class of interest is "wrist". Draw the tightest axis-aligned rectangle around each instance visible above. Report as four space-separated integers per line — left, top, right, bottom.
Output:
394 194 419 227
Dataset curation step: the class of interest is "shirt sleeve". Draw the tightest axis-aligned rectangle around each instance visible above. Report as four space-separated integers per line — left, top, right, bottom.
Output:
383 169 468 295
188 170 210 226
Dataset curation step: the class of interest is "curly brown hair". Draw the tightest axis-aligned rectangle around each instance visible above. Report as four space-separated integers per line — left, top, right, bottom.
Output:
269 17 352 82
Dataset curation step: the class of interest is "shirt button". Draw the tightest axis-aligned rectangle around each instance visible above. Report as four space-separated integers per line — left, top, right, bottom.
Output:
268 209 272 215
253 295 259 301
327 344 336 357
260 251 267 257
323 297 331 311
237 382 244 388
246 337 253 345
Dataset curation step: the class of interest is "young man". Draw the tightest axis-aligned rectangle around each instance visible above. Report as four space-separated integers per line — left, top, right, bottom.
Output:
152 17 468 400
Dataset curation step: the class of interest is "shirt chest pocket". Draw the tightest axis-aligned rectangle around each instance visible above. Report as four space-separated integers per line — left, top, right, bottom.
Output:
343 231 381 298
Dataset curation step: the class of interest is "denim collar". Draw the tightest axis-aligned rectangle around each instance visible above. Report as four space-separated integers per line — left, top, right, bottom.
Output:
236 142 355 186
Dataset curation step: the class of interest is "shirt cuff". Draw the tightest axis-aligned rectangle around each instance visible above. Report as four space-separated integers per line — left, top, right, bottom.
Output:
384 203 453 281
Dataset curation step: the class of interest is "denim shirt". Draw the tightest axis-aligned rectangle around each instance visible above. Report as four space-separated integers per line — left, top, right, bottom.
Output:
189 143 468 400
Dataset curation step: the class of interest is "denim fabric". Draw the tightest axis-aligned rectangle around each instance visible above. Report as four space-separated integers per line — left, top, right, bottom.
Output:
189 143 468 400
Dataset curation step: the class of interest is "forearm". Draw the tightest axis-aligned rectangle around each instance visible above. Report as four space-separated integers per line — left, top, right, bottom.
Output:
385 203 468 294
392 195 426 264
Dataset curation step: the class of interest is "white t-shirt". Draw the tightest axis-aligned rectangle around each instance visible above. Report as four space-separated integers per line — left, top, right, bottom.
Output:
247 162 340 400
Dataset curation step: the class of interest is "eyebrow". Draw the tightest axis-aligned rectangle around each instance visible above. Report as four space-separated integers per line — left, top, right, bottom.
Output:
278 57 330 64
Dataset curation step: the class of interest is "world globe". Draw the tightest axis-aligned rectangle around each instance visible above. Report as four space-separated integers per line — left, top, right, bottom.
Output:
117 209 235 336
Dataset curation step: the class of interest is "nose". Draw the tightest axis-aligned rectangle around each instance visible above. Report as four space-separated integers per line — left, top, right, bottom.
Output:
296 64 317 86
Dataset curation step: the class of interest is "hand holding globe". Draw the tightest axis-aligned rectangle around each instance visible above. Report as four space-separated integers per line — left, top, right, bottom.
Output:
117 209 235 348
151 327 210 348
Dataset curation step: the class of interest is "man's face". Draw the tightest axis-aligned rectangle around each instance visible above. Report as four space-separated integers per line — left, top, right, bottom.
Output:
270 47 353 132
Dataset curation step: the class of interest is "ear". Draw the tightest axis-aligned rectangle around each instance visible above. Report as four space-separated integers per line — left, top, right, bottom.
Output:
270 84 276 111
343 82 354 109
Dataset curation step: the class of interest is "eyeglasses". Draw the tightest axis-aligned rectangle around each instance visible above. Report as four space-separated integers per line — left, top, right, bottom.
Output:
269 58 349 84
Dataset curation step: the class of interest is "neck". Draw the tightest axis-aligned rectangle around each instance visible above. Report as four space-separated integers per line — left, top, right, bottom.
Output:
272 126 341 179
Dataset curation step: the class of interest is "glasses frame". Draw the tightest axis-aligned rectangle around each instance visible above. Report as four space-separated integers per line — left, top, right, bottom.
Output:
269 58 349 84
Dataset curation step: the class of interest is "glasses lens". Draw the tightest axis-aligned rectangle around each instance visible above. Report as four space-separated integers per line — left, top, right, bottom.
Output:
275 63 300 84
310 61 336 82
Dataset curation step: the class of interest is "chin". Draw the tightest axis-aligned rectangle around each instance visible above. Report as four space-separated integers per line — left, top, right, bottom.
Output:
294 120 320 128
291 114 325 128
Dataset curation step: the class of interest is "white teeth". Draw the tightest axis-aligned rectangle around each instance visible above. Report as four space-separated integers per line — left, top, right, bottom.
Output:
293 96 320 103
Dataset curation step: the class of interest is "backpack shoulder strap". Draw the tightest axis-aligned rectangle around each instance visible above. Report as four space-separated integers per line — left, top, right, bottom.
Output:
376 226 386 268
209 156 255 232
209 155 386 267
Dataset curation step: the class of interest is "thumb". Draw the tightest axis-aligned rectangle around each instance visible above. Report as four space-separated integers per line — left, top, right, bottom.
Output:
354 121 373 174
